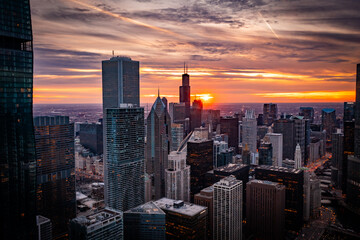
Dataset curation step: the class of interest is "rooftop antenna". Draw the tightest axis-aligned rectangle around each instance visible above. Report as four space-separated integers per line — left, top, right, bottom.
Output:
112 50 114 57
158 87 160 98
184 62 186 74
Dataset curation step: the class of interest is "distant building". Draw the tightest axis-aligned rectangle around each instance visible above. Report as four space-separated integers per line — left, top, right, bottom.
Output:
282 159 295 169
191 99 203 130
146 95 172 200
105 106 145 211
36 215 52 240
242 144 251 165
246 180 285 240
265 133 283 167
294 143 302 169
274 118 296 160
259 142 273 166
220 116 239 152
69 208 123 240
171 123 184 151
293 116 306 164
79 123 103 155
321 108 336 140
331 132 343 188
242 110 257 153
179 65 191 120
213 176 243 240
154 198 208 240
255 166 304 231
344 102 355 122
299 107 314 123
187 139 214 201
194 186 214 240
165 151 190 202
263 103 278 126
202 109 221 132
34 116 76 238
124 202 166 240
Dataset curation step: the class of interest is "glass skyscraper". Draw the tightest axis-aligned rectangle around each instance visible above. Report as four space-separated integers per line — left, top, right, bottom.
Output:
34 116 76 238
105 106 145 211
0 0 36 238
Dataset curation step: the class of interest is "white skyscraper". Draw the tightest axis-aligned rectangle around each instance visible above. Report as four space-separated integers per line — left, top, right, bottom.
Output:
165 151 190 202
265 133 283 167
242 110 257 153
295 143 302 169
213 176 242 240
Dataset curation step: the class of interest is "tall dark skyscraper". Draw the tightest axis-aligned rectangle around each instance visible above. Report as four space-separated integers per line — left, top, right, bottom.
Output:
263 103 278 126
146 95 172 200
274 118 296 160
0 1 37 238
299 107 314 123
344 102 355 121
190 99 203 130
220 116 239 152
355 64 360 158
321 108 336 140
34 116 76 238
179 64 191 119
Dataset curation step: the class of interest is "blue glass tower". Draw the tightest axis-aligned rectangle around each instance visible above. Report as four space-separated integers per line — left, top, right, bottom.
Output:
0 0 36 238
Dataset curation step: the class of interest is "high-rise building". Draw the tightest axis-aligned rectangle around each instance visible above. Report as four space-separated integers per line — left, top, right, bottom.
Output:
344 102 356 122
294 143 302 169
293 116 306 164
242 110 257 153
331 132 343 188
259 142 273 166
346 63 360 210
299 107 314 123
321 108 336 140
34 116 76 238
0 1 37 238
343 121 355 192
105 106 145 211
171 123 184 151
146 95 172 200
221 116 239 152
242 144 251 165
154 198 208 240
213 176 243 240
69 208 123 240
263 103 278 126
274 118 296 160
102 56 139 108
255 166 304 231
191 99 203 130
194 186 214 240
187 139 214 201
165 151 190 202
124 202 166 240
265 133 283 167
246 180 285 240
79 123 103 155
179 65 191 120
36 215 52 240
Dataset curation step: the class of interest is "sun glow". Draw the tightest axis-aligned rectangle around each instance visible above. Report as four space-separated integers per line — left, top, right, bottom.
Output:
193 94 214 102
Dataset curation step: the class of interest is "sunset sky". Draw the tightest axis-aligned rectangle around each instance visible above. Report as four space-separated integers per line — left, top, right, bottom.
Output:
31 0 360 104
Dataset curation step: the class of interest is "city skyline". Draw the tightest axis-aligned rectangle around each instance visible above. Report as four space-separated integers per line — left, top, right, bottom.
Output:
31 0 359 104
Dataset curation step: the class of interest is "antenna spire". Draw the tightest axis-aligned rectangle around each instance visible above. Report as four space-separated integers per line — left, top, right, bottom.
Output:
158 87 160 97
112 50 114 57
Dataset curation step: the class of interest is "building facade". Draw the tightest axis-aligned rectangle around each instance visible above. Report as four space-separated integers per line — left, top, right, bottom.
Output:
213 176 243 240
146 96 172 200
0 1 37 238
321 108 336 140
274 118 296 160
105 106 145 211
220 116 239 152
265 133 283 167
259 142 273 166
242 110 257 154
79 123 103 155
34 116 76 238
246 180 285 240
263 103 278 126
194 186 214 240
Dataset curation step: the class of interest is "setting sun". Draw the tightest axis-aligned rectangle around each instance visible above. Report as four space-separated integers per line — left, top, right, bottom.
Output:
193 94 214 102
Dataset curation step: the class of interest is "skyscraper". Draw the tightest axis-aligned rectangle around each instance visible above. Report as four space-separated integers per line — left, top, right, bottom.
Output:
213 176 243 240
0 1 36 238
221 116 239 152
146 95 172 200
294 143 302 169
259 142 273 166
187 139 214 201
344 102 355 121
79 122 103 155
171 123 184 151
124 202 166 240
293 116 306 164
102 56 140 108
299 107 314 123
246 180 285 240
331 132 343 188
355 64 360 158
274 118 296 160
265 133 283 167
165 151 190 202
179 64 191 120
321 108 336 140
105 106 145 211
263 103 278 126
190 99 203 130
255 166 304 231
36 215 52 240
194 186 214 240
242 110 257 154
34 116 76 238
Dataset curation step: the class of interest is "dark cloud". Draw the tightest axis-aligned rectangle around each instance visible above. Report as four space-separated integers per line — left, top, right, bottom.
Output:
190 55 221 61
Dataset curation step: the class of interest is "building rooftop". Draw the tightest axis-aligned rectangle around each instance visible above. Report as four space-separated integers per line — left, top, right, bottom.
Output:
36 215 50 225
214 163 248 173
125 202 165 215
256 165 302 174
322 108 335 113
249 179 280 186
154 198 207 217
214 175 241 187
71 208 122 232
